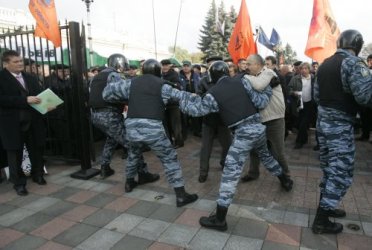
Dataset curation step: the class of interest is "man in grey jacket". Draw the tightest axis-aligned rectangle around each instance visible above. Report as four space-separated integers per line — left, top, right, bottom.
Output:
241 54 291 189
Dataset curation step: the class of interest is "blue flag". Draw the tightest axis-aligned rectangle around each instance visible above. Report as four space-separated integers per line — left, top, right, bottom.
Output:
270 28 281 49
258 26 273 50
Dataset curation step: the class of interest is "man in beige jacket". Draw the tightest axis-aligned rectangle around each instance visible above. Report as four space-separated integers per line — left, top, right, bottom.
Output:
241 54 291 186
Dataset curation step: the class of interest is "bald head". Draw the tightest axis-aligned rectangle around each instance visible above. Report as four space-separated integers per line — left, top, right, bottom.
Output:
280 64 291 76
246 54 265 75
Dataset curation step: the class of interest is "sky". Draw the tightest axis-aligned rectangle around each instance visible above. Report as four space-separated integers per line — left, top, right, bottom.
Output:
0 0 370 61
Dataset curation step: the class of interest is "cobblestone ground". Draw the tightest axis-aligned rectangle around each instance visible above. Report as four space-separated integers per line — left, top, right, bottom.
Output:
1 130 372 250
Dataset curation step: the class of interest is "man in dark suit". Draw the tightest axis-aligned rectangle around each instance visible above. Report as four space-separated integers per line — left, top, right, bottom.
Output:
0 50 47 196
0 138 7 183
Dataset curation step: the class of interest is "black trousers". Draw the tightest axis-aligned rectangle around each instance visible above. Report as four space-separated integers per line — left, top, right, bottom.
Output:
164 106 184 146
7 130 44 186
296 101 314 145
360 107 372 139
199 123 232 176
0 138 7 168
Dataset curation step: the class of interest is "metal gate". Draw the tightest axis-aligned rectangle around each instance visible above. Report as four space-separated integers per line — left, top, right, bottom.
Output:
0 21 94 173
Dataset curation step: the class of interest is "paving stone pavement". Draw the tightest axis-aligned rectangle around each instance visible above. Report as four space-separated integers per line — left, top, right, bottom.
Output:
1 131 372 249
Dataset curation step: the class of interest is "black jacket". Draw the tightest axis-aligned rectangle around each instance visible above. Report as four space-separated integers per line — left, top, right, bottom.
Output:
0 69 46 150
162 69 180 107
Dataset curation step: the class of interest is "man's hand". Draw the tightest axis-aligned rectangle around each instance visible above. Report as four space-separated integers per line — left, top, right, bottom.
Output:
27 96 41 104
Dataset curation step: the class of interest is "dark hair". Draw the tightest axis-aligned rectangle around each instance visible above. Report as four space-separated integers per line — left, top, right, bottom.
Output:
265 56 277 65
311 61 319 66
293 61 302 67
192 64 201 71
1 50 20 63
367 54 372 60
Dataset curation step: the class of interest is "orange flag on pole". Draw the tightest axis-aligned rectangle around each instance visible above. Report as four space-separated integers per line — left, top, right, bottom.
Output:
227 0 257 64
305 0 340 63
29 0 61 48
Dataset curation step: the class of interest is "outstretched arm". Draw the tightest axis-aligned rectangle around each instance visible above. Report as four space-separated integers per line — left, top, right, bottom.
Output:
168 85 218 117
102 79 131 102
242 77 272 109
244 68 276 91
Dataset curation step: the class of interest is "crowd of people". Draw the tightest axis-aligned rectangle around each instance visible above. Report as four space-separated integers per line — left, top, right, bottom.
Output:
1 29 372 236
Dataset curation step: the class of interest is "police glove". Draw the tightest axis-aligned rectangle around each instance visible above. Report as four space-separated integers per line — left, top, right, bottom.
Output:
269 77 280 88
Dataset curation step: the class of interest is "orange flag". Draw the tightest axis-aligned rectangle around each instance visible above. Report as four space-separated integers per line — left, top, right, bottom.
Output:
29 0 61 48
228 0 257 64
305 0 340 63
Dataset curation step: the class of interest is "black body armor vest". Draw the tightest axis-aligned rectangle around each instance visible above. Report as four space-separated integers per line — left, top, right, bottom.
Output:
127 74 165 120
318 53 359 116
208 76 257 126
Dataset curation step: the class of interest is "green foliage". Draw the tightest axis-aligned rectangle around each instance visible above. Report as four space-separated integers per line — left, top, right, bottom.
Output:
279 43 298 64
169 46 190 62
190 52 204 64
168 46 205 64
198 0 237 61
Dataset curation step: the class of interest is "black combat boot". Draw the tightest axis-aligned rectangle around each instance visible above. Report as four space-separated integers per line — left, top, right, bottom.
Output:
319 193 346 218
312 207 343 234
125 178 138 192
138 172 160 185
100 165 115 179
277 174 293 191
174 186 198 207
199 205 228 231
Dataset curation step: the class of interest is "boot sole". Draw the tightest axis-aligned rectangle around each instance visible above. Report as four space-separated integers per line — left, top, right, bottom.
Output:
200 224 228 231
101 171 115 179
199 219 228 231
176 196 198 207
138 176 160 185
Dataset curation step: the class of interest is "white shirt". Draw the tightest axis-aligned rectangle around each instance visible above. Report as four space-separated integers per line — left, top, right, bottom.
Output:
301 76 312 102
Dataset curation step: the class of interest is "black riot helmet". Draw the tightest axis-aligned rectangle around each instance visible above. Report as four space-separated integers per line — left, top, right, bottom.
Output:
107 53 129 72
142 59 161 77
208 61 229 83
337 29 364 56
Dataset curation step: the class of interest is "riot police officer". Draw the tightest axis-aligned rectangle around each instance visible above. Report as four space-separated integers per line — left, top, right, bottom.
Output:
312 30 372 234
178 61 293 231
89 54 159 189
102 59 198 207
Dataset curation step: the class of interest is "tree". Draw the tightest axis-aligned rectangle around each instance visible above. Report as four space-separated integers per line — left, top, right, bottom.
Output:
198 0 237 61
279 43 297 64
190 52 204 64
169 46 190 62
168 46 205 64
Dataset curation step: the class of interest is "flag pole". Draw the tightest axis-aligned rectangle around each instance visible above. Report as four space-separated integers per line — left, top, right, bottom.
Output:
152 0 158 59
255 26 259 43
173 0 183 57
82 0 94 67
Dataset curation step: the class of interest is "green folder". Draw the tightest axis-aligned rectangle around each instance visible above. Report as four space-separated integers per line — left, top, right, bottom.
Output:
30 88 64 114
